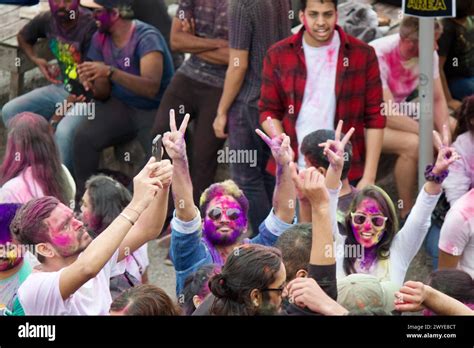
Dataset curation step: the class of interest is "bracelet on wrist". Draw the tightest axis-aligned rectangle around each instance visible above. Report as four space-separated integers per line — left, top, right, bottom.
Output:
119 212 135 226
424 164 449 184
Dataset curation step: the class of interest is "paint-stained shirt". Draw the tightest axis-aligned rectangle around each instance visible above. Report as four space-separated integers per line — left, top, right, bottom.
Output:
87 20 174 110
175 0 229 87
20 9 97 89
439 189 474 278
259 26 386 182
442 132 474 205
17 250 125 315
370 34 440 103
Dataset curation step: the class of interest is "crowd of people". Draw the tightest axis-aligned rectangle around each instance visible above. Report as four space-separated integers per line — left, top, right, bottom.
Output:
0 0 473 316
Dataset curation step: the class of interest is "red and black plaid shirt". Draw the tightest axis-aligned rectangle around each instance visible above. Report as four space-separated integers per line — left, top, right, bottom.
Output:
259 26 386 181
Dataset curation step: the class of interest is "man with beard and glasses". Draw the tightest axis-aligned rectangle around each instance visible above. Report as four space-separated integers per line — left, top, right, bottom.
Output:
162 110 297 296
71 0 174 204
11 157 173 315
1 0 104 173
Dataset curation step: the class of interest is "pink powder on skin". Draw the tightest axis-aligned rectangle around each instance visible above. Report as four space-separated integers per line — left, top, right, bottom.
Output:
202 195 247 246
352 198 386 249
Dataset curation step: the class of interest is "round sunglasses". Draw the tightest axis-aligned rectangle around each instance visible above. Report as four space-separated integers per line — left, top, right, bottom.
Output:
207 207 242 221
350 212 388 229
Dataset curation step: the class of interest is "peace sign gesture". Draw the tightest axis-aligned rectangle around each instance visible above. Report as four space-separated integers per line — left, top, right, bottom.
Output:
318 120 355 172
163 109 191 161
432 124 460 174
256 117 294 166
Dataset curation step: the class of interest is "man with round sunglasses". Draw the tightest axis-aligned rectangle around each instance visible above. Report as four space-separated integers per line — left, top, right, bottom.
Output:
162 110 297 296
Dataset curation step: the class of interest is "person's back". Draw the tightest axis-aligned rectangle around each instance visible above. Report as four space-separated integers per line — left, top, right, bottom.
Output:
229 0 291 105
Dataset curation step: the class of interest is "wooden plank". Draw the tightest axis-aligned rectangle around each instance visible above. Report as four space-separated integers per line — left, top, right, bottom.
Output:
0 18 28 42
0 8 21 31
0 5 20 13
9 72 24 99
0 39 53 72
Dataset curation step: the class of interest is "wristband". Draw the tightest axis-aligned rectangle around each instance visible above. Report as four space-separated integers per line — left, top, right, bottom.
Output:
424 164 449 184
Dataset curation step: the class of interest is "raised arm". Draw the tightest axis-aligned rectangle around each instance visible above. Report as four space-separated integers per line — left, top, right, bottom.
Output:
395 281 473 315
320 120 355 191
162 109 196 222
291 165 334 266
391 125 460 268
256 118 296 223
117 159 173 261
59 158 163 300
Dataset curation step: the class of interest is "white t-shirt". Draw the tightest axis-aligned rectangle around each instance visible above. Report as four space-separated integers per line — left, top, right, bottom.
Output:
121 244 149 281
370 34 440 103
334 187 441 287
439 189 474 278
296 32 340 168
17 250 124 315
442 132 474 205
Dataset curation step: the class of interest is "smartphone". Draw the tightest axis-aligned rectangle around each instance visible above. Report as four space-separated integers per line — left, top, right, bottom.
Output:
65 78 94 101
152 134 163 161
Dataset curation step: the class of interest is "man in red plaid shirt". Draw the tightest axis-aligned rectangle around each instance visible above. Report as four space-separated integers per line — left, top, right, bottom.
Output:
259 0 386 188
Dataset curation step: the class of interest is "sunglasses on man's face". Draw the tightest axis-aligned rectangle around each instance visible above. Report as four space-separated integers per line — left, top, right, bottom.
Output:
207 207 242 221
351 212 388 229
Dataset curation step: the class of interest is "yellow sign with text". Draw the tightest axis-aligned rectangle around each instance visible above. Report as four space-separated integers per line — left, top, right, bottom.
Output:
407 0 447 11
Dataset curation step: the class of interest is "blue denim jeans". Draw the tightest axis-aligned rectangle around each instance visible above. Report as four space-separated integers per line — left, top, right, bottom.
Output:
424 220 441 270
449 76 474 101
227 101 275 235
1 83 82 173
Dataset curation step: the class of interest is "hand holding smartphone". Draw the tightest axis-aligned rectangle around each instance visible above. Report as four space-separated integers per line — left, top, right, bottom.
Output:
152 134 163 161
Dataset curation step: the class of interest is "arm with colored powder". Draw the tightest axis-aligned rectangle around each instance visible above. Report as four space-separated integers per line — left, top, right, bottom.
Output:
58 159 162 300
162 110 195 222
395 281 474 315
319 120 354 235
256 118 296 224
391 126 459 269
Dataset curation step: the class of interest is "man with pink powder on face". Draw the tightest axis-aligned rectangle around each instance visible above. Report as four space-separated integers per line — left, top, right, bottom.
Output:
259 0 385 195
163 109 297 296
11 158 172 315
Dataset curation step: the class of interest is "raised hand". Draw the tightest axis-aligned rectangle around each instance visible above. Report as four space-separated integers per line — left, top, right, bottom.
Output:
131 157 166 211
162 109 190 161
256 117 294 166
394 281 427 313
318 120 355 172
432 124 461 174
290 163 329 208
151 159 173 189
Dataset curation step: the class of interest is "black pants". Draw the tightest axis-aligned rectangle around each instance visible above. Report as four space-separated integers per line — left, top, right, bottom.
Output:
152 72 226 205
74 97 156 201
